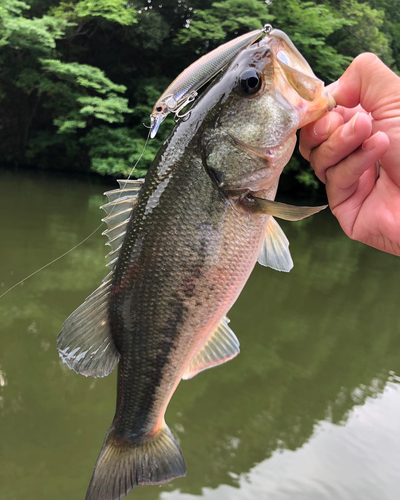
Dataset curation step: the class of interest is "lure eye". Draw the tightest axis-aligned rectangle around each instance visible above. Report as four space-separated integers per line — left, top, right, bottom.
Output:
156 106 163 112
240 69 262 95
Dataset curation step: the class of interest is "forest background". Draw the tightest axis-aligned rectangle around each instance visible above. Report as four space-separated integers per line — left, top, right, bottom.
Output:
0 0 398 194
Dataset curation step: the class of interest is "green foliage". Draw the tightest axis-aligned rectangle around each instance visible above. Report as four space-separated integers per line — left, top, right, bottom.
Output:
81 126 156 177
38 59 133 132
295 168 320 191
40 59 127 94
282 153 320 193
267 0 353 81
74 0 138 24
0 0 68 50
78 95 132 123
50 0 137 25
369 0 400 72
0 0 398 194
176 0 271 46
323 0 393 68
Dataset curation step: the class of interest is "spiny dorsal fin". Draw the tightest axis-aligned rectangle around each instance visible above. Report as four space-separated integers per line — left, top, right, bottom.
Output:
57 273 119 378
182 316 240 380
101 178 144 266
56 179 144 378
104 179 144 202
258 216 293 272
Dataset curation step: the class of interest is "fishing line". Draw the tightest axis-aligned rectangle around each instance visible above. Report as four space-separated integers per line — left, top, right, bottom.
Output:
119 129 150 189
0 130 151 299
0 225 102 299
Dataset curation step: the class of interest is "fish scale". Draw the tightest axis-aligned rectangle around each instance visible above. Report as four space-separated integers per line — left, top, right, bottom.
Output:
57 29 334 500
110 149 265 436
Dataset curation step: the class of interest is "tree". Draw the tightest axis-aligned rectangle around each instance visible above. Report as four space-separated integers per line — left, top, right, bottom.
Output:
0 0 139 173
0 0 397 193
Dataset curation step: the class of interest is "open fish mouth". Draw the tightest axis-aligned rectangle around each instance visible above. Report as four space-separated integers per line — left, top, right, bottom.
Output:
259 29 336 124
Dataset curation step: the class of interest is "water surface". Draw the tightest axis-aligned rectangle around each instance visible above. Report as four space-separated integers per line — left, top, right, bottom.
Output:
0 169 399 500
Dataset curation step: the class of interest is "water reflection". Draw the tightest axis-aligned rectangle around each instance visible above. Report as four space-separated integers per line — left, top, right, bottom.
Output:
0 169 399 500
161 381 400 500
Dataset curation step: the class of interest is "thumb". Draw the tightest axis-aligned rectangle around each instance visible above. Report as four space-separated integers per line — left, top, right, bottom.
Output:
331 53 400 120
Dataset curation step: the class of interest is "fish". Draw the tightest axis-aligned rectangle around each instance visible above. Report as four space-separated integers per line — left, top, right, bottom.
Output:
57 29 335 500
149 26 271 138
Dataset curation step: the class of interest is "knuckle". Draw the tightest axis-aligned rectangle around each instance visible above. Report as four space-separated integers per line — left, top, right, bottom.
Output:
325 166 335 184
320 138 337 161
353 53 391 77
353 52 378 67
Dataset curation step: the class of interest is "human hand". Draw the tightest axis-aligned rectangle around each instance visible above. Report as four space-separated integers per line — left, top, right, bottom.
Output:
299 53 400 256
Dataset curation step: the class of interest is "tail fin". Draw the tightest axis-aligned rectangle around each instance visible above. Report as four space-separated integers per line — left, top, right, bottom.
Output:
85 423 186 500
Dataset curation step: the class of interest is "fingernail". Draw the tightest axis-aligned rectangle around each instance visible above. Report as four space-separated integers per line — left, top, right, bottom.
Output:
362 131 381 151
342 112 359 137
330 78 341 98
313 113 332 136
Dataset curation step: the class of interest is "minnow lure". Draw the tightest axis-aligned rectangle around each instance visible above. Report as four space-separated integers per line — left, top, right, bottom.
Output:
149 24 272 138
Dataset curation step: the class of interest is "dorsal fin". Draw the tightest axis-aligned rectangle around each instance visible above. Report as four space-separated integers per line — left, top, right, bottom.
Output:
101 178 144 266
57 179 144 378
258 216 293 272
104 179 144 202
182 317 240 380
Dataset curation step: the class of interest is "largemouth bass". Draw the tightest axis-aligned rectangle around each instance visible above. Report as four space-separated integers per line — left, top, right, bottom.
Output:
57 29 334 500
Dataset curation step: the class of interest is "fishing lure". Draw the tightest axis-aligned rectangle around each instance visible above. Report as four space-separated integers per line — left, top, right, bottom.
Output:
150 24 273 138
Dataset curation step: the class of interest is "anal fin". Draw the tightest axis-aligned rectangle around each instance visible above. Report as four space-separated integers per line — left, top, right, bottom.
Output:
182 316 240 380
258 216 293 272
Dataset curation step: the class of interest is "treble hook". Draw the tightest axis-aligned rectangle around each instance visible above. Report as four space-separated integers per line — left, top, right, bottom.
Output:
174 91 198 119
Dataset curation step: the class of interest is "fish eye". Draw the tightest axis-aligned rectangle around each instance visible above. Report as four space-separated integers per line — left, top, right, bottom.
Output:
240 69 262 95
156 106 163 112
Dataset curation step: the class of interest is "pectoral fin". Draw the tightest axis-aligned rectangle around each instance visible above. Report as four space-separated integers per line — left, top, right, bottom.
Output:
242 196 327 221
258 217 293 272
182 316 240 380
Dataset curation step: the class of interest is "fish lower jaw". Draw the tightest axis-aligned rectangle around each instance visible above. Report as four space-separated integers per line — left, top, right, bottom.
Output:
297 91 336 128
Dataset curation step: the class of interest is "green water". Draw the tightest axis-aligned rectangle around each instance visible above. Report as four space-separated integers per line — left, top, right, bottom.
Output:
0 169 399 500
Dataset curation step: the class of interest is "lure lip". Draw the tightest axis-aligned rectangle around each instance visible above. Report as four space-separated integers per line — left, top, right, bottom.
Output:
150 114 163 139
